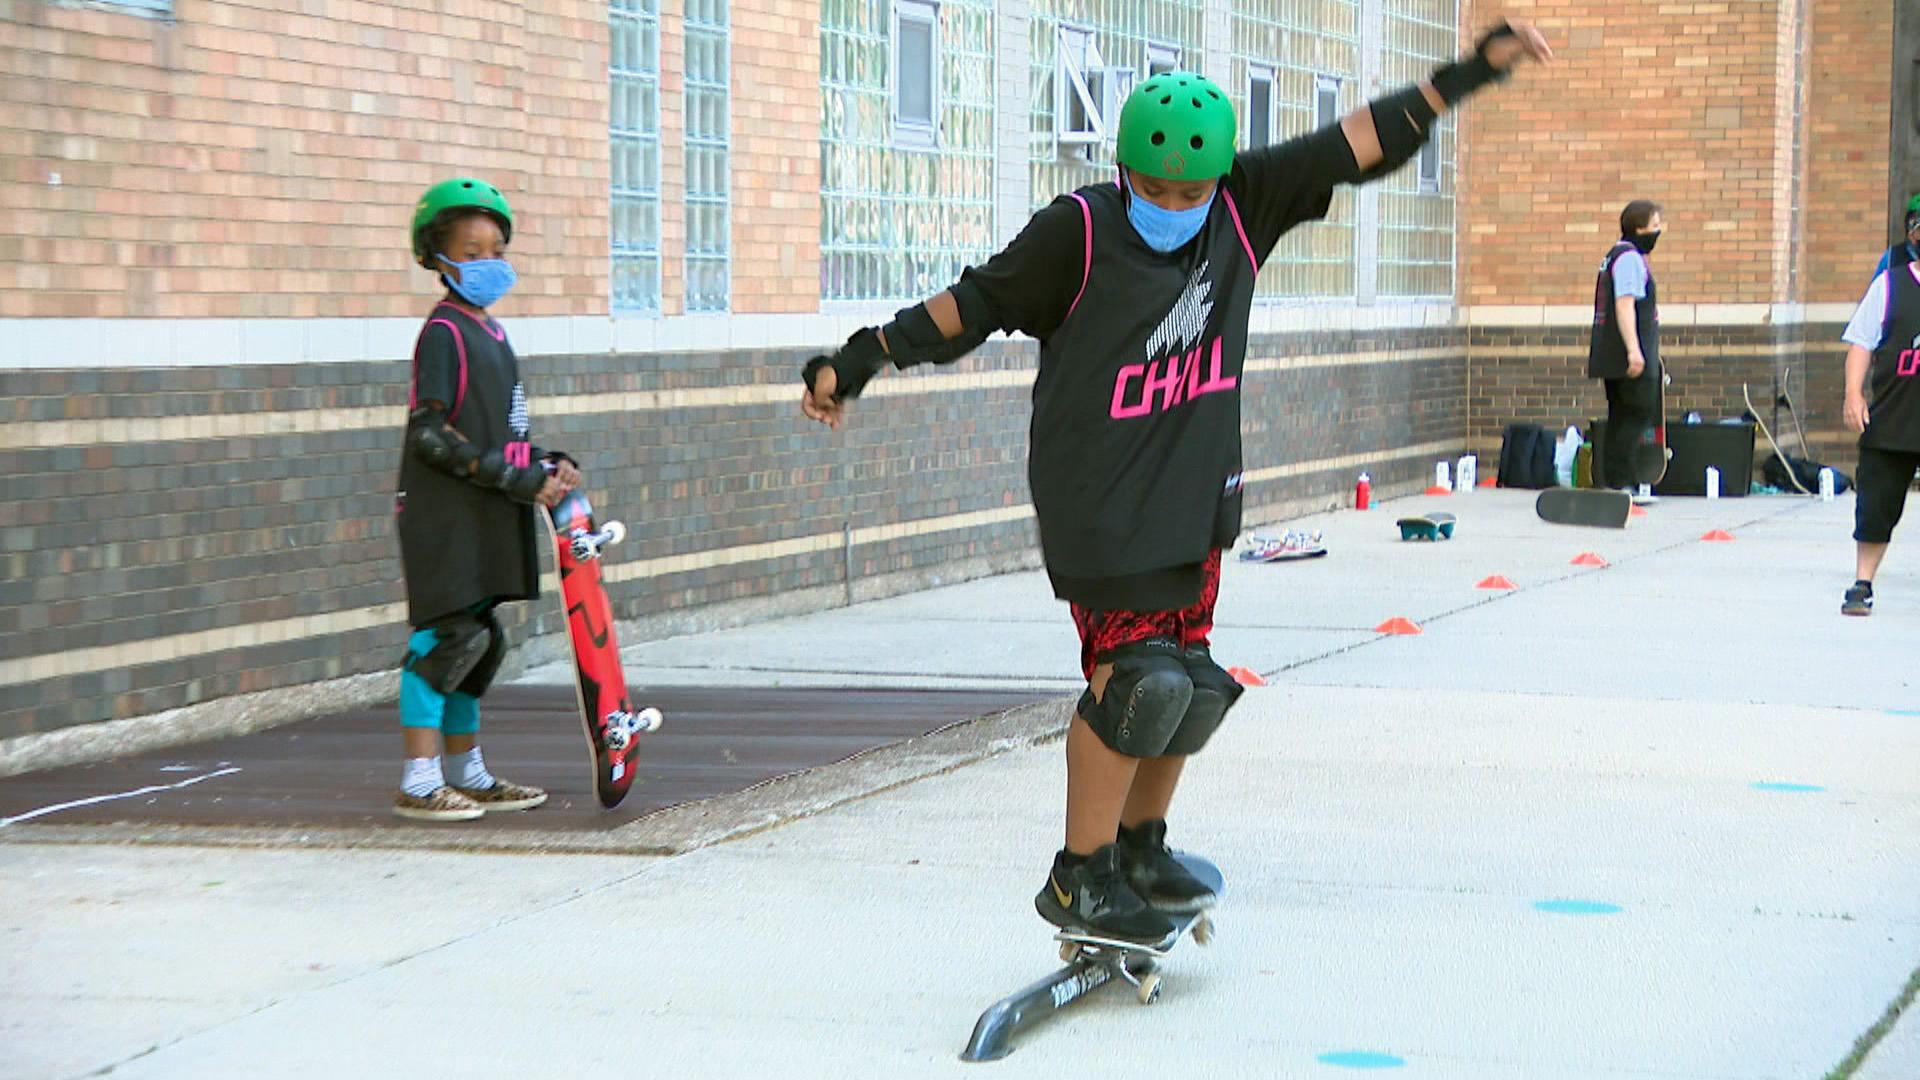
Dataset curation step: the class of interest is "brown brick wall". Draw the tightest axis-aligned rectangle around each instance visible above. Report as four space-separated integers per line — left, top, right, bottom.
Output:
729 0 820 313
1457 0 1840 309
0 0 610 319
1804 0 1894 302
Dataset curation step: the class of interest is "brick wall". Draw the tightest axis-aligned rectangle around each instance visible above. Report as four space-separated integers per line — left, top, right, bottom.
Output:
0 330 1464 740
1804 0 1894 302
729 0 820 314
0 0 609 319
1458 0 1805 308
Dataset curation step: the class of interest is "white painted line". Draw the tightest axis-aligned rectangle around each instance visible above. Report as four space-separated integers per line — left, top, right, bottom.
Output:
0 766 242 827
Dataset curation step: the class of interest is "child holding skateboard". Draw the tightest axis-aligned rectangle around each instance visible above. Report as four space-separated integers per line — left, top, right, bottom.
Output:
800 25 1551 942
391 178 579 821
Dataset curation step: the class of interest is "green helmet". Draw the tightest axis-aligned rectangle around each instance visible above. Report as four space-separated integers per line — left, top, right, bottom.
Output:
1116 71 1237 181
411 177 513 261
1908 193 1920 213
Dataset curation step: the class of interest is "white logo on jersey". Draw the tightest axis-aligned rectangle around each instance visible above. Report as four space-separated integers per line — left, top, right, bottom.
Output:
507 382 529 440
1144 260 1215 361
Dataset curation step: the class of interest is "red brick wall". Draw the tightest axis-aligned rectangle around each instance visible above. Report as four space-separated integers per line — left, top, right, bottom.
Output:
1804 0 1894 303
0 0 610 319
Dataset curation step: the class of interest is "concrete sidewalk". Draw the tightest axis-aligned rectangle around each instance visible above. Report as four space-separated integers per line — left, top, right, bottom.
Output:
4 489 1917 1079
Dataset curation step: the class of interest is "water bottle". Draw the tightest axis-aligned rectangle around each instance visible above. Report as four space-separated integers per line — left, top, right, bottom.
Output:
1819 467 1835 501
1356 472 1372 510
1435 461 1452 492
1705 466 1720 500
1456 454 1476 494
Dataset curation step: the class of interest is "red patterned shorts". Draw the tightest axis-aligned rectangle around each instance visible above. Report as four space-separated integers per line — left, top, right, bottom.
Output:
1068 551 1222 681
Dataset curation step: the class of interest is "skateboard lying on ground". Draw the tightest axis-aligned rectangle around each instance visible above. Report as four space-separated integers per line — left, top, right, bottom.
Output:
1535 488 1630 529
960 854 1224 1061
1239 530 1327 562
1396 512 1456 541
542 489 663 808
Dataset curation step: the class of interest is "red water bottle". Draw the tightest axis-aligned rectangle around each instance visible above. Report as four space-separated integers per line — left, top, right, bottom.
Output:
1355 471 1371 510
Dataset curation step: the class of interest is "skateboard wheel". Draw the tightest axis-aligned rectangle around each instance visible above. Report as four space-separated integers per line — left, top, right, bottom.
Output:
1192 917 1213 947
603 520 627 546
1059 941 1081 963
633 706 663 733
1136 974 1161 1005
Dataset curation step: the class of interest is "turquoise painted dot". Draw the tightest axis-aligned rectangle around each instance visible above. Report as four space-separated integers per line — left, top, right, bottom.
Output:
1317 1051 1405 1069
1533 899 1623 915
1889 709 1920 717
1752 781 1825 793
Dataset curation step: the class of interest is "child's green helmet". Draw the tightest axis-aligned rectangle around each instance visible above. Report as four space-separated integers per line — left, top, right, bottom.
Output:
1115 71 1238 181
411 178 513 261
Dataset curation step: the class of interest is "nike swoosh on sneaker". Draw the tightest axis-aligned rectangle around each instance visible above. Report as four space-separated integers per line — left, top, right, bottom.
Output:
1051 874 1074 910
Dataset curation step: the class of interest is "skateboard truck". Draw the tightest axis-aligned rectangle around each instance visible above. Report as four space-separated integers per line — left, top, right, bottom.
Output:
600 706 664 751
568 520 627 562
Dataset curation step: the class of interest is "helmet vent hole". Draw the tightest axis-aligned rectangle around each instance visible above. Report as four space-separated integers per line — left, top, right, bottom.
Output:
1150 131 1166 146
1190 135 1204 150
1191 97 1201 108
1207 89 1220 100
1159 95 1172 105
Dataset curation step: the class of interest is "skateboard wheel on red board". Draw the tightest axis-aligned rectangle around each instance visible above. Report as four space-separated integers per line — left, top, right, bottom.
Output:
602 520 627 545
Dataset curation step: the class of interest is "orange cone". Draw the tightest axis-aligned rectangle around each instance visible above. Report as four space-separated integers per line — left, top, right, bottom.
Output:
1629 504 1649 517
1478 476 1497 488
1423 485 1452 496
1374 616 1423 635
1570 552 1609 567
1476 575 1518 590
1226 666 1268 687
1701 529 1735 542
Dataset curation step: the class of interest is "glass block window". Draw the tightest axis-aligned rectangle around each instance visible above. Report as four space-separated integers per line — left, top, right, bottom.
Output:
685 0 731 312
610 0 663 313
1378 0 1457 299
1028 0 1205 211
820 0 997 302
1230 0 1360 299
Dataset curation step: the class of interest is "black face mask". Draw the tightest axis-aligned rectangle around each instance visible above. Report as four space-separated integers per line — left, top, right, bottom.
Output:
1629 230 1661 256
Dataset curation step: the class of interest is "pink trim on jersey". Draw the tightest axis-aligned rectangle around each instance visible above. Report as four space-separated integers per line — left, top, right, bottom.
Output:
1066 193 1094 321
409 315 470 421
1220 190 1258 276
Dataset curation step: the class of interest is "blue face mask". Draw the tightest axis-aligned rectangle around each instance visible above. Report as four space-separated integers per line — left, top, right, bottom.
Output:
438 255 517 308
1125 174 1214 254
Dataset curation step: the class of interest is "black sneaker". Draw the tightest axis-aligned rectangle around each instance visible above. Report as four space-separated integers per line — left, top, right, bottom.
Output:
1117 818 1219 913
1842 581 1873 617
1035 844 1176 945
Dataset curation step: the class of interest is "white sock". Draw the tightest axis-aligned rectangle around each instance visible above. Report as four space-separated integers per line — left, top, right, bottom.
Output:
401 757 444 798
445 747 495 790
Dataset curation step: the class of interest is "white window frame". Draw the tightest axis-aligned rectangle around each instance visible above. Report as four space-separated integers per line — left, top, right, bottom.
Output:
1418 133 1441 193
892 0 940 148
1246 64 1276 149
1315 75 1341 130
1055 25 1108 146
1145 42 1181 77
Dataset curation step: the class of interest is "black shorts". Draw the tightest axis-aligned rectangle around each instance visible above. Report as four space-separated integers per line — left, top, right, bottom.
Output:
1853 445 1920 543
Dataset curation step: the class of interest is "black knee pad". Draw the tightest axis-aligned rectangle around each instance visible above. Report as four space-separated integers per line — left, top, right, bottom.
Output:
455 609 508 698
1163 645 1244 756
1083 639 1194 758
405 613 495 695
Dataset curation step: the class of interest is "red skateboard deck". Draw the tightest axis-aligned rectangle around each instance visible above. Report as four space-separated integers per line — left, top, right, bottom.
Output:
542 490 661 808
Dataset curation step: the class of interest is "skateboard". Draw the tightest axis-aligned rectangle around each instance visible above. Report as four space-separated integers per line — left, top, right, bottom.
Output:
1050 854 1225 1005
1396 512 1456 541
1535 488 1630 529
541 489 662 808
1632 363 1674 488
1744 380 1815 495
1239 530 1327 562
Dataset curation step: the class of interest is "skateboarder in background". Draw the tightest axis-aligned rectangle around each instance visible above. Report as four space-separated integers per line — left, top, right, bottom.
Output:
1838 252 1920 616
1588 199 1665 503
391 178 577 820
799 24 1552 942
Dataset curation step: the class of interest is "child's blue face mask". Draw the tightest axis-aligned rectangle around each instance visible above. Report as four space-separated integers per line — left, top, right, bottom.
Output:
437 254 517 308
1125 173 1214 253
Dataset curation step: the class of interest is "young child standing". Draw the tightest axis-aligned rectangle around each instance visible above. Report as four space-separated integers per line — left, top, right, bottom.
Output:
392 178 578 821
801 26 1551 940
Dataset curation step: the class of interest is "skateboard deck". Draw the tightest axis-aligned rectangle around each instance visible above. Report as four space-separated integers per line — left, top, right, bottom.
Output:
1396 512 1456 541
541 490 662 808
1632 364 1673 487
1535 488 1630 529
1050 854 1225 1005
1240 531 1328 562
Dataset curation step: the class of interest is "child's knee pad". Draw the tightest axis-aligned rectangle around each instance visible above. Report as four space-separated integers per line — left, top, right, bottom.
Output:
1162 645 1244 756
1080 639 1194 758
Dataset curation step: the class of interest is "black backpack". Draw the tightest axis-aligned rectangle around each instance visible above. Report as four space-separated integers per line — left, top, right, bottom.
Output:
1498 423 1558 489
1763 454 1852 495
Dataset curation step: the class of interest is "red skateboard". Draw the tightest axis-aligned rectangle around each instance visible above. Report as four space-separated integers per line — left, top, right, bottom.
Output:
542 490 662 808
